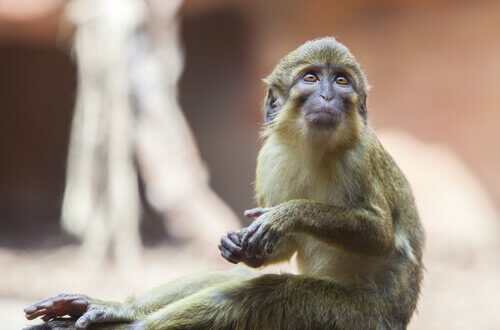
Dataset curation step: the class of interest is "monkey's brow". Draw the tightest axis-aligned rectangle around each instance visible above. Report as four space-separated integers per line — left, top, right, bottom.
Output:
292 64 357 85
292 65 323 80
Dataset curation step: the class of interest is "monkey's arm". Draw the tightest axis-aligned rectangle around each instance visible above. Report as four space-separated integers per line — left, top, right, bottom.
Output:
242 196 393 258
24 269 260 329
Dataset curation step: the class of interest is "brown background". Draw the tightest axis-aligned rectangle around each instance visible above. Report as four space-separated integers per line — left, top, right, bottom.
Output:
1 0 499 328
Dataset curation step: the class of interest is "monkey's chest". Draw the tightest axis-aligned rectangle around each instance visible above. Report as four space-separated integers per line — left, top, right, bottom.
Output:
257 158 342 207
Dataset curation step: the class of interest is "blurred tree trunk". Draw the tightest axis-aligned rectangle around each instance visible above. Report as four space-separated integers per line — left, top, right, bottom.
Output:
61 0 240 271
62 0 145 272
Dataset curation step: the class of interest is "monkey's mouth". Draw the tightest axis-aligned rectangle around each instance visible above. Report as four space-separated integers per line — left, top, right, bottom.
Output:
305 107 343 128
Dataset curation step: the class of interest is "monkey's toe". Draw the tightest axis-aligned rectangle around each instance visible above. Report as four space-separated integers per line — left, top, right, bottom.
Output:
25 294 89 321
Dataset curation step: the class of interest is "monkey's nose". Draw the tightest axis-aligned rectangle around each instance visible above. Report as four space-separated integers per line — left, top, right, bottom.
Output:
320 93 334 101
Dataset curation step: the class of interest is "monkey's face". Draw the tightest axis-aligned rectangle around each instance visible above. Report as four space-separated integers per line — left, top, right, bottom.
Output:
292 65 357 130
263 38 368 146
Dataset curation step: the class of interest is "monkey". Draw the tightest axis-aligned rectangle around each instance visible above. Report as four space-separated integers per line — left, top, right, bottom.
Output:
24 37 424 330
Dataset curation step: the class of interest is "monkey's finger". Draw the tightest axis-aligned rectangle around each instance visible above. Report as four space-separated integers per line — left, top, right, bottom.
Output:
239 228 247 241
25 294 86 315
244 208 271 218
218 245 239 264
51 295 86 306
221 253 238 264
220 235 244 257
241 221 262 249
42 313 58 322
76 307 107 329
259 230 276 256
266 232 280 254
241 223 259 253
219 240 243 263
25 309 50 320
25 295 73 313
255 228 275 258
24 299 54 314
228 231 242 245
246 223 270 258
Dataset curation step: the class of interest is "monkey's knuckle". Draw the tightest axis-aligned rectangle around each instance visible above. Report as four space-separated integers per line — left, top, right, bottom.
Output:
247 241 256 251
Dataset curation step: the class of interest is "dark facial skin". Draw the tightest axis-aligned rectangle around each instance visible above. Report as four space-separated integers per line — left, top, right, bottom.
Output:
292 65 357 129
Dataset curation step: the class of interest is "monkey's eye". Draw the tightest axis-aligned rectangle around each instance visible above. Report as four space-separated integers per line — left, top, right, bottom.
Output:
302 73 318 83
335 75 349 85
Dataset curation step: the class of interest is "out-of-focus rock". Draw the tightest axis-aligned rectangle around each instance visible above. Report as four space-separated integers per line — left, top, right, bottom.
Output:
380 129 500 330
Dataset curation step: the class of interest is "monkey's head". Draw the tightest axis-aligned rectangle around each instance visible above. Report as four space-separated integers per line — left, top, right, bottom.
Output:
264 37 369 148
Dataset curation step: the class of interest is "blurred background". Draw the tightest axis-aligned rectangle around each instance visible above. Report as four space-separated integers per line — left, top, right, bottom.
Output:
1 0 500 328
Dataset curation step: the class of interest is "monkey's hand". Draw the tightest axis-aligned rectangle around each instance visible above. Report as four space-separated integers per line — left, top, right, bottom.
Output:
24 294 135 329
219 230 265 268
241 206 293 260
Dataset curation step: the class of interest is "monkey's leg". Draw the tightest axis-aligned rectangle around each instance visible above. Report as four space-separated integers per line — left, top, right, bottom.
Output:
139 274 386 330
129 268 259 312
24 269 258 329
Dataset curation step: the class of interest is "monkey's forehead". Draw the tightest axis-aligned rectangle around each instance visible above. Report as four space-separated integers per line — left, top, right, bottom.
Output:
266 37 367 91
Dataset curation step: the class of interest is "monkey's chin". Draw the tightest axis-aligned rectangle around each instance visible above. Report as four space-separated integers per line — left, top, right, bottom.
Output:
305 111 342 130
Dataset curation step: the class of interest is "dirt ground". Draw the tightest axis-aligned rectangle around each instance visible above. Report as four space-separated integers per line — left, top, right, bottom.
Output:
2 243 293 329
1 244 228 329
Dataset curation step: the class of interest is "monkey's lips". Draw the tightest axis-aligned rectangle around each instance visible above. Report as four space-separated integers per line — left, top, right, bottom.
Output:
305 107 343 128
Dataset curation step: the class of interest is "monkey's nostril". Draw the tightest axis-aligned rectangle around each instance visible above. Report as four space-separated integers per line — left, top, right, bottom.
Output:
320 94 334 101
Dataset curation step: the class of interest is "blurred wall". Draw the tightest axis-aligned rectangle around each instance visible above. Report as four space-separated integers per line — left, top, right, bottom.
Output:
1 0 499 244
0 44 76 247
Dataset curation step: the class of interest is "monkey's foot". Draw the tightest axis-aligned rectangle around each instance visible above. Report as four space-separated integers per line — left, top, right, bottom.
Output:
25 295 88 323
24 294 131 329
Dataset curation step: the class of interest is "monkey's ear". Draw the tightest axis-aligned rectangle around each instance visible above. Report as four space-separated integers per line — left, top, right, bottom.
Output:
264 88 282 124
358 94 367 121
